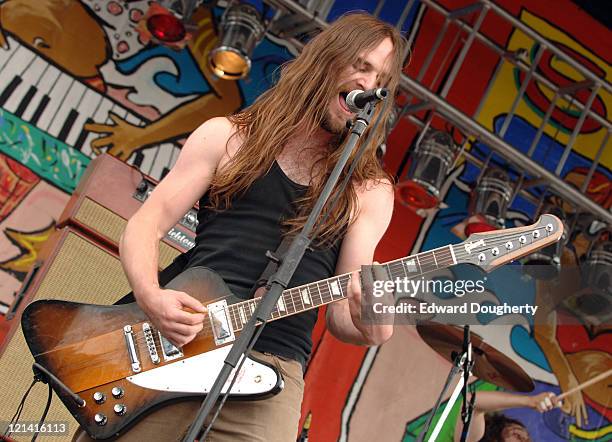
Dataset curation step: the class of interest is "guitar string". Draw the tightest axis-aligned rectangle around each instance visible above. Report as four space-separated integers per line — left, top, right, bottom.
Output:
67 244 545 371
129 226 551 347
53 225 558 372
130 227 545 346
127 226 555 349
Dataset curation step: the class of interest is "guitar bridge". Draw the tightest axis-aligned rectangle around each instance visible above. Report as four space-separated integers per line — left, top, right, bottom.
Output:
208 300 235 345
142 323 160 364
123 325 141 373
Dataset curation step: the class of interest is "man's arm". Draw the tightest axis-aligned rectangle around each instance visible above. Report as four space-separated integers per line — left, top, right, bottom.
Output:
119 116 233 347
453 390 560 442
326 179 394 345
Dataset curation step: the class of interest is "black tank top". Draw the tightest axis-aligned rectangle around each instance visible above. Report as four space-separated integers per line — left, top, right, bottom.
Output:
185 161 342 368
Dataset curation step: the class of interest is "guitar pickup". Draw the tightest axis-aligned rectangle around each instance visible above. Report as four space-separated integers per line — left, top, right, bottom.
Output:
208 299 235 346
158 333 183 361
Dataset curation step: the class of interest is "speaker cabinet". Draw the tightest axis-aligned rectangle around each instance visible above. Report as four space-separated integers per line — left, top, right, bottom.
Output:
0 227 179 440
58 153 196 258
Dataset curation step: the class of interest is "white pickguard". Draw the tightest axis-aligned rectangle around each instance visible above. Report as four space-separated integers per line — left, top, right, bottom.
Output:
126 346 282 396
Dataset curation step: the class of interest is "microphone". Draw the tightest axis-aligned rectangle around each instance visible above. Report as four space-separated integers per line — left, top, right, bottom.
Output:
345 88 388 113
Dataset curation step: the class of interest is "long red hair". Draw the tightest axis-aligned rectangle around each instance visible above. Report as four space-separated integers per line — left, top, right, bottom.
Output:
209 13 406 243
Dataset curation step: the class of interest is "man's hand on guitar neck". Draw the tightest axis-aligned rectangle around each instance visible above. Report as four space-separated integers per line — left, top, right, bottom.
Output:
137 287 208 348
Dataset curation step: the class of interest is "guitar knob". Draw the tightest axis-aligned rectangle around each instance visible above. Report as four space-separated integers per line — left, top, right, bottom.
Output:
113 404 127 416
111 387 124 399
93 392 106 404
94 413 107 426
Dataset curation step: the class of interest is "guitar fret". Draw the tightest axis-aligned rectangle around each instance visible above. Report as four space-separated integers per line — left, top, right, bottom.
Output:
397 260 408 278
293 289 300 312
290 289 298 313
286 291 296 314
228 306 239 331
243 303 252 323
341 276 350 297
316 282 324 305
296 288 305 311
418 252 436 273
449 245 457 264
415 255 424 274
433 247 446 268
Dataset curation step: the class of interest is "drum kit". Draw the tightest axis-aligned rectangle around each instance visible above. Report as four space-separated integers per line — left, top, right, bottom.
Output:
415 321 611 442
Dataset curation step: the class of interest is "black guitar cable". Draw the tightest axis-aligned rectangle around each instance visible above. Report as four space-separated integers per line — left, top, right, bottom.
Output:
3 378 37 438
30 384 52 442
32 362 86 407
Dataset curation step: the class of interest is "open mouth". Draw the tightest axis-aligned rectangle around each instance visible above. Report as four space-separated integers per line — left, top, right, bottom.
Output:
338 91 351 113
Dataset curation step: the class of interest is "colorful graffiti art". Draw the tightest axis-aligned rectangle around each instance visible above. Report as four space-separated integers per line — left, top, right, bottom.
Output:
0 0 293 308
0 0 609 441
300 1 611 441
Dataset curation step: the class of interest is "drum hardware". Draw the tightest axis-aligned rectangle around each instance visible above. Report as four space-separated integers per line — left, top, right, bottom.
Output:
415 322 534 442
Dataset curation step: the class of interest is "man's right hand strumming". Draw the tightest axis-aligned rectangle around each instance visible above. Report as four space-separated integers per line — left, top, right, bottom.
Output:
136 288 208 348
118 118 231 347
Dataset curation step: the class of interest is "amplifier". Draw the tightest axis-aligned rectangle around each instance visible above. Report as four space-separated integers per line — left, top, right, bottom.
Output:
58 153 198 262
0 227 134 440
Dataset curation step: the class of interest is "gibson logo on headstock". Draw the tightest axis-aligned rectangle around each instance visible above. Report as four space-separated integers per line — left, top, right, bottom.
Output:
464 239 485 254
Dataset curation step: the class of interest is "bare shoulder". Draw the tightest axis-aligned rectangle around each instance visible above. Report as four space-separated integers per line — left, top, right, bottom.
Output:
184 117 234 156
355 177 395 215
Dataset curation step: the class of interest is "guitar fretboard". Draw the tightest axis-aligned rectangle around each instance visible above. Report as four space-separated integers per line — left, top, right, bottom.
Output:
224 245 456 332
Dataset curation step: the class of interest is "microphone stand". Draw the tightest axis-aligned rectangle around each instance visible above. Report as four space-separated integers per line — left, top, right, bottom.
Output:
459 325 475 442
183 100 383 442
416 325 475 442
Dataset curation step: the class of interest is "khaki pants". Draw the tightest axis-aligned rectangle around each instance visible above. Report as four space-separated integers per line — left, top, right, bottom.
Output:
73 352 304 442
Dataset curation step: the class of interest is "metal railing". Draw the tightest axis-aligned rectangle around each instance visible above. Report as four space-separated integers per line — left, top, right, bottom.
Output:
259 0 612 224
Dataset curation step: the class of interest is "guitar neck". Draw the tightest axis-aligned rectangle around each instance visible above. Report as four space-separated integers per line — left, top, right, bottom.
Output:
225 245 456 332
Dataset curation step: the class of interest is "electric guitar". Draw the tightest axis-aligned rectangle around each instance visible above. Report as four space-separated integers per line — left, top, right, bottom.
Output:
21 215 563 439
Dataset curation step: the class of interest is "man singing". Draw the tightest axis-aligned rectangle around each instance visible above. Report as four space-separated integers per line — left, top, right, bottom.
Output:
77 12 406 441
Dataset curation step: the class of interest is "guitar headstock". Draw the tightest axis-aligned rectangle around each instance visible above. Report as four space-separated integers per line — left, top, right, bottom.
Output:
453 214 564 272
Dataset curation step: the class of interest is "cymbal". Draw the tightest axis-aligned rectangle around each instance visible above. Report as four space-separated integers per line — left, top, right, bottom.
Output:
417 322 534 392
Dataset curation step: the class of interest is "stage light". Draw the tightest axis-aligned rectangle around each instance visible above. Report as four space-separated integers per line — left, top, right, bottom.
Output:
464 168 512 236
397 129 459 210
136 3 192 50
582 234 612 295
209 3 265 80
562 234 611 326
147 13 186 42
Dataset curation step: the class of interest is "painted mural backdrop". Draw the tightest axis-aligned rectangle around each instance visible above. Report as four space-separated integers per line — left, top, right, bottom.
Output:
0 0 609 441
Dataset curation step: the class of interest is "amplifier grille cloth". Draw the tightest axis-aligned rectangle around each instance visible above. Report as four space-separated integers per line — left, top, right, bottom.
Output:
0 233 132 439
74 197 180 267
